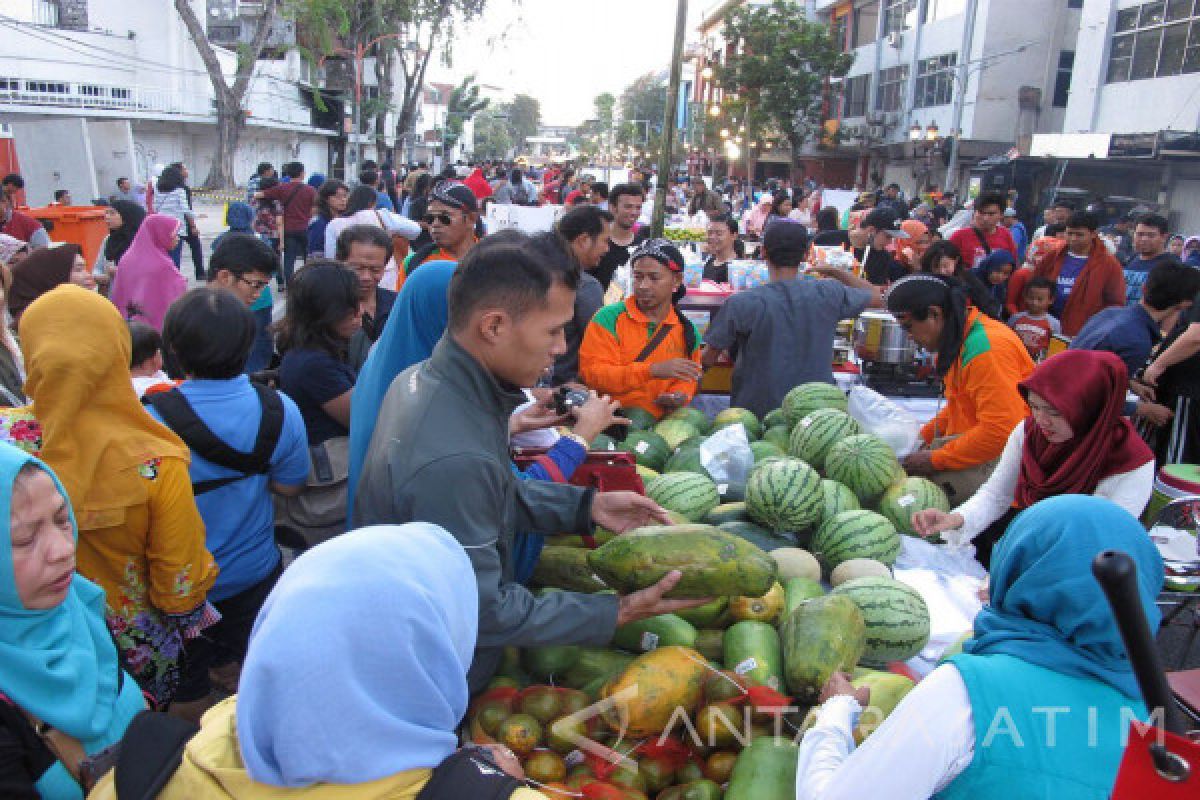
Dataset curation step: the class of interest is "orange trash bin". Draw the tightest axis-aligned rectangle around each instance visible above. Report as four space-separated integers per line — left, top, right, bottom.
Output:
25 206 109 268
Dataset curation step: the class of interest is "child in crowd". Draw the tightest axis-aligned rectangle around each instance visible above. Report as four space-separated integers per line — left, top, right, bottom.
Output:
253 176 284 257
128 320 175 398
1008 276 1061 360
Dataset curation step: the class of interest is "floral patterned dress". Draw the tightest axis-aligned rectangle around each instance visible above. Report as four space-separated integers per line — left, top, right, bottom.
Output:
0 407 218 705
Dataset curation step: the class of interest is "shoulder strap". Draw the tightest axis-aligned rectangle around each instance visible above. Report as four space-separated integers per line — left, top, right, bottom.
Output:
113 711 199 800
634 323 674 363
972 227 992 255
149 385 285 495
532 454 566 483
415 749 525 800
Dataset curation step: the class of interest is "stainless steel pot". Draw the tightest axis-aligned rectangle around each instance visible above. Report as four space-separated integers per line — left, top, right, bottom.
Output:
854 310 918 365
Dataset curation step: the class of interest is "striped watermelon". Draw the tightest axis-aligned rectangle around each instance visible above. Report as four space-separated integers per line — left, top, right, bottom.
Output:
664 407 712 434
745 457 823 533
762 425 791 452
825 434 901 504
750 441 785 463
831 576 931 664
812 510 901 570
646 472 721 522
879 477 950 536
783 382 848 426
819 479 861 527
654 419 700 451
619 430 671 472
713 407 762 440
622 407 658 431
763 408 788 430
789 409 861 471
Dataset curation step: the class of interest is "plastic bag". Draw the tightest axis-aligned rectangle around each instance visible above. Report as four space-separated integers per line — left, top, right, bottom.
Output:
699 423 754 489
847 385 922 459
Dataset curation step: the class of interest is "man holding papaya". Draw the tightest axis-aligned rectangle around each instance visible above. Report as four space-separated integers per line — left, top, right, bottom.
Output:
355 232 709 692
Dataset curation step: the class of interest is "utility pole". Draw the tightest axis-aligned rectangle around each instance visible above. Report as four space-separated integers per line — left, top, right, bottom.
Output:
653 0 688 237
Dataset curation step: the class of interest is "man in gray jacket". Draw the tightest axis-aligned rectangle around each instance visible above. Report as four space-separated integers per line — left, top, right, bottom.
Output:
355 231 705 691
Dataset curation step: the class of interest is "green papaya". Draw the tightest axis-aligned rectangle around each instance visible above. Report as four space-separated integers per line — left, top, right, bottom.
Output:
587 524 776 598
675 596 729 628
723 620 785 691
779 594 866 704
704 502 749 525
693 628 725 662
612 613 697 652
724 736 798 800
531 546 608 592
782 576 826 615
522 645 582 680
562 647 635 691
658 779 724 800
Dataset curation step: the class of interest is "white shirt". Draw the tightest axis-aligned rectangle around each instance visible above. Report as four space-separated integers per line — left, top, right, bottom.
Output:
796 664 976 799
946 423 1156 545
323 209 421 259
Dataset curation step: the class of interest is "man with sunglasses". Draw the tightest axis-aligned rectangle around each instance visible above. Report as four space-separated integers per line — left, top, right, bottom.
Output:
404 182 481 279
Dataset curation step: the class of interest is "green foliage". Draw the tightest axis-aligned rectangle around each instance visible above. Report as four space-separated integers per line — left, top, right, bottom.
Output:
593 92 616 132
616 72 666 156
718 0 853 163
473 112 513 160
502 93 542 150
444 74 490 151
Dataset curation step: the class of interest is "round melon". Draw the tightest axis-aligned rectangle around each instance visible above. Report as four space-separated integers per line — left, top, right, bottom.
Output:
750 441 785 463
745 457 823 533
763 408 788 430
831 576 931 664
830 558 892 587
619 430 671 472
825 434 902 504
812 510 901 570
771 547 821 581
783 382 848 426
819 479 861 527
712 407 762 440
677 434 706 451
664 407 712 434
622 407 658 432
591 433 619 451
879 477 950 536
789 409 861 472
665 445 710 478
654 419 700 451
762 425 791 452
646 472 721 522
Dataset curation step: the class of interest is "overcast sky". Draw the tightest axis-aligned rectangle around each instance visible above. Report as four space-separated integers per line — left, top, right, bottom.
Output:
426 0 711 125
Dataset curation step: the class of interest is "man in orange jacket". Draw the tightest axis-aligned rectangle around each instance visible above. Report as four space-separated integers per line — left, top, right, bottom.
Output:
1032 210 1125 336
579 239 703 420
887 273 1034 505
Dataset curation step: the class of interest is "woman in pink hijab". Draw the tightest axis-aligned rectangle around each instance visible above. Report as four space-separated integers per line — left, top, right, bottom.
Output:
108 213 185 330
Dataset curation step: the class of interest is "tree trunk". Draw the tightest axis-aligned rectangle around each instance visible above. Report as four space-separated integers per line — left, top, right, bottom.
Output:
374 46 394 161
211 94 243 189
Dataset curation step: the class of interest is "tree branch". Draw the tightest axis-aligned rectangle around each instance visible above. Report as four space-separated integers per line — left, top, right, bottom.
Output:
173 0 231 97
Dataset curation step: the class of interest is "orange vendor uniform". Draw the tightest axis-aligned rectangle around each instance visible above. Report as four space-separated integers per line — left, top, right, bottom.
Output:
578 297 702 420
923 308 1035 471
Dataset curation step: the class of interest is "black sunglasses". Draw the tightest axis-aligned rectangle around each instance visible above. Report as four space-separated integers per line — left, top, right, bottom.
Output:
422 212 455 226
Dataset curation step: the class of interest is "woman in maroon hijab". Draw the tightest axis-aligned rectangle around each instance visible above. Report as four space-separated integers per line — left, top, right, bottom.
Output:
911 349 1156 567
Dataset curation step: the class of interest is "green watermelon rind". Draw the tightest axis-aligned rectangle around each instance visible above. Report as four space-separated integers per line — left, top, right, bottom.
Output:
646 473 721 522
653 419 701 451
788 409 862 471
818 479 861 528
878 478 951 536
782 383 848 427
824 434 901 504
713 407 763 440
664 407 713 434
618 430 671 472
831 576 931 664
745 457 823 534
812 510 902 570
622 407 658 432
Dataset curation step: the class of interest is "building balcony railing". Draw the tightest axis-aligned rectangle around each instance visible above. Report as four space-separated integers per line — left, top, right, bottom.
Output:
0 75 214 117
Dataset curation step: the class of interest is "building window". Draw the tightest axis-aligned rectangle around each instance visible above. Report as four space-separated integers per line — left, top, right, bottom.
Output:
1107 0 1200 82
831 14 849 52
853 3 879 47
25 81 68 94
883 0 918 35
914 54 956 108
924 0 966 23
0 78 17 91
876 65 909 112
842 75 869 118
1067 0 1083 7
1053 50 1074 105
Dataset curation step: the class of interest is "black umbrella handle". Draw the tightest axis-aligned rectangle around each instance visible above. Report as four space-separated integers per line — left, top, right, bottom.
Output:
1092 550 1183 735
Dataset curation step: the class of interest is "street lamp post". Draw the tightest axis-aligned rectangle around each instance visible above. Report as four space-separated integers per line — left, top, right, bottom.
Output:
652 0 689 237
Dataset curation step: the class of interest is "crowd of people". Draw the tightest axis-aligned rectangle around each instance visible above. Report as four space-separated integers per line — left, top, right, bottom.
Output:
0 153 1191 799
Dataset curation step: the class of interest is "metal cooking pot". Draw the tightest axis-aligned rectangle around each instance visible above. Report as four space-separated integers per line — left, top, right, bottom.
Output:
854 310 918 365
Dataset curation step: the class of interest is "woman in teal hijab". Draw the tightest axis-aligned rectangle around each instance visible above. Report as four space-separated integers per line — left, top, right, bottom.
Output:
347 260 457 521
0 442 145 799
795 495 1164 800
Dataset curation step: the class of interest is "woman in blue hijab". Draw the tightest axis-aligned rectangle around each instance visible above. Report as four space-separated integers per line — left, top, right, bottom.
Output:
972 249 1016 321
796 495 1163 799
0 442 145 799
122 523 547 798
347 260 456 520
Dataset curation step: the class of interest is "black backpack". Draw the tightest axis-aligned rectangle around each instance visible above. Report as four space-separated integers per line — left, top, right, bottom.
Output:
415 748 525 800
148 384 285 495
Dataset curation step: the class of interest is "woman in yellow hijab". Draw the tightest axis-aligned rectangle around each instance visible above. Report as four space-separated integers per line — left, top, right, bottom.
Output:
18 285 218 706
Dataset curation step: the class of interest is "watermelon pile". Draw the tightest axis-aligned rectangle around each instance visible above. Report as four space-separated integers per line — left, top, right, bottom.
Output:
783 382 848 426
824 433 902 505
832 576 931 664
745 457 823 533
789 408 861 471
646 472 721 522
879 477 950 536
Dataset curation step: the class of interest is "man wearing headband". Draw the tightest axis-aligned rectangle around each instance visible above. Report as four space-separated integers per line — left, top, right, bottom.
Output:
404 182 480 278
579 239 703 419
886 273 1033 504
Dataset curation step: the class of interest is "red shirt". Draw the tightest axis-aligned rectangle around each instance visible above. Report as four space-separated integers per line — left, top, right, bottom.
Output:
0 210 43 243
949 226 1017 270
262 182 317 233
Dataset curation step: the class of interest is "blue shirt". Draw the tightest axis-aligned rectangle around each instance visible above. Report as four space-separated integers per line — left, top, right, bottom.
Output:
1069 303 1160 377
279 348 356 445
1053 253 1088 316
1122 253 1171 306
375 190 395 212
148 376 310 601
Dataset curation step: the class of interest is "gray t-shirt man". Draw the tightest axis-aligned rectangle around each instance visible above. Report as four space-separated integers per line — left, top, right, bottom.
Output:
705 279 871 417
